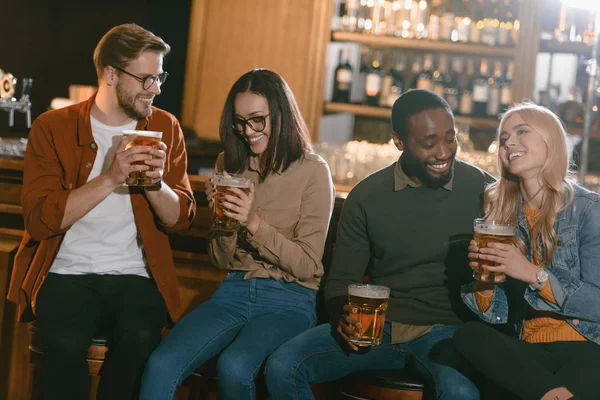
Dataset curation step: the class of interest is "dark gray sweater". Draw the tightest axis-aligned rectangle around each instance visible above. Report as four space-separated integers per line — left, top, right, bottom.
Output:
324 158 494 326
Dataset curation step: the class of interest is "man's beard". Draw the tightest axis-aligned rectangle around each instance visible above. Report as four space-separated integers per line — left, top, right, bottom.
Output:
116 82 152 120
401 151 455 188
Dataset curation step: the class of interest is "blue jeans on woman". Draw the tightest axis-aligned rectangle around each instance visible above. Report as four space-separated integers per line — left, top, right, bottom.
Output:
265 322 480 400
139 271 317 400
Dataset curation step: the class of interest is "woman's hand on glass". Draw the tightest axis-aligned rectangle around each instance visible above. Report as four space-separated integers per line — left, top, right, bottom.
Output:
204 173 218 211
221 183 260 234
477 242 539 285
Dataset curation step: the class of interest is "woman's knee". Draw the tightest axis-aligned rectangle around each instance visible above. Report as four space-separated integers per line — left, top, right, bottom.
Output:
453 321 487 352
217 349 260 386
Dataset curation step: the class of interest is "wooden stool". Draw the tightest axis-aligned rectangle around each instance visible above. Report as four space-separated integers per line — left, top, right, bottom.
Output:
28 320 109 400
340 369 425 400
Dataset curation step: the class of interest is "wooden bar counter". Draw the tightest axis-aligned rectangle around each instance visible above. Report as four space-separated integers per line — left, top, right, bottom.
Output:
0 154 345 399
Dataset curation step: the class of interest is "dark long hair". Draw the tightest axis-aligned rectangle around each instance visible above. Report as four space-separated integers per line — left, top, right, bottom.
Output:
219 69 312 180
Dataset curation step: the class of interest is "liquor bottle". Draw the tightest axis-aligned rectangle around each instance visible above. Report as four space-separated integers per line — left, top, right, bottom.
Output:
333 0 348 31
332 48 353 103
472 58 490 117
440 2 455 41
416 53 434 90
412 0 430 39
380 54 393 107
351 51 370 104
480 0 499 46
385 54 406 107
500 60 513 112
497 0 513 46
432 55 451 98
470 0 482 44
446 57 462 114
455 0 471 43
459 59 475 116
410 55 423 89
486 61 503 118
365 52 384 106
394 0 413 38
344 0 361 32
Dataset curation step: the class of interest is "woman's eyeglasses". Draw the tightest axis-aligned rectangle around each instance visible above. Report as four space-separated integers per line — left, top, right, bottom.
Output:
232 114 270 134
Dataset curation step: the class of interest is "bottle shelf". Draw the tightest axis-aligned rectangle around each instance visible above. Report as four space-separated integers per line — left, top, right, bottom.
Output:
538 40 593 56
331 32 516 58
324 102 501 130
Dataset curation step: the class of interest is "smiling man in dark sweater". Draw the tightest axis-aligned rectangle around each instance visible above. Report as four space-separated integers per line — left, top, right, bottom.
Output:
265 89 494 400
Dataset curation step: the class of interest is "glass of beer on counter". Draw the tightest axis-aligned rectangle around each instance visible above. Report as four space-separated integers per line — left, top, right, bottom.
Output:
122 130 163 187
213 173 252 232
473 218 516 282
348 283 390 347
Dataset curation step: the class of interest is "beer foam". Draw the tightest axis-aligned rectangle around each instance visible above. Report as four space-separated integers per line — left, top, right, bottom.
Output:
215 174 251 188
348 284 390 299
122 130 162 139
474 224 515 236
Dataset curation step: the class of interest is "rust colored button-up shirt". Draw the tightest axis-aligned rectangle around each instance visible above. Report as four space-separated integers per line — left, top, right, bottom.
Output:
7 95 196 322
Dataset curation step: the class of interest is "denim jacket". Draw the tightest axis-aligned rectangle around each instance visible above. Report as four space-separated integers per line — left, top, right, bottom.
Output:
462 183 600 344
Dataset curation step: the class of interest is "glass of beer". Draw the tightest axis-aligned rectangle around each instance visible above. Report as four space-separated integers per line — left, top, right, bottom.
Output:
213 173 252 232
123 130 163 187
348 284 390 347
473 218 516 282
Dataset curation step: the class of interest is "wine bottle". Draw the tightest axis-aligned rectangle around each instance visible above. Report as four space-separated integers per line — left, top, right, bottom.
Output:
472 58 490 117
366 51 384 106
333 48 353 103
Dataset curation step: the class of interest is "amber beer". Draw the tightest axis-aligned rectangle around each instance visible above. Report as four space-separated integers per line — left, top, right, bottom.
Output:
473 218 516 282
213 173 252 232
123 130 163 187
348 284 390 347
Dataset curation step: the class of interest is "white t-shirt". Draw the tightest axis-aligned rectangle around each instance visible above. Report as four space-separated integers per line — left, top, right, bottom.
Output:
50 117 150 278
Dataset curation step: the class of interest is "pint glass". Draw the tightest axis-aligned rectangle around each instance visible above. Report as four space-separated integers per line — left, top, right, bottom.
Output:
123 130 163 187
213 173 252 232
348 284 390 347
473 218 516 282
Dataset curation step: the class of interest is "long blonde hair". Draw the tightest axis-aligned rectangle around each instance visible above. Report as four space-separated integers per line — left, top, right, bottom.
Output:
484 103 574 265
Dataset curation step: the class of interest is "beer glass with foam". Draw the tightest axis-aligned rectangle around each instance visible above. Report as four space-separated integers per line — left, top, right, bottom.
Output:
122 130 163 187
213 173 252 232
348 284 390 347
473 218 516 282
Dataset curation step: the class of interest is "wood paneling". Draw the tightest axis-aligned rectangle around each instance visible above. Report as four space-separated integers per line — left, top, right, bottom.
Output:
185 0 331 141
513 0 542 102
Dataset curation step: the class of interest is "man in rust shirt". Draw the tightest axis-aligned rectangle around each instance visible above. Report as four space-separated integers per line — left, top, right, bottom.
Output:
7 24 195 400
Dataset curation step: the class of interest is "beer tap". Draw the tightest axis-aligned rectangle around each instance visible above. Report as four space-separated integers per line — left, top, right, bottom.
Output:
0 69 33 128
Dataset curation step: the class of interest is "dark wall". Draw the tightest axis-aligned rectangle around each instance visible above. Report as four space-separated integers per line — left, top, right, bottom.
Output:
0 0 192 133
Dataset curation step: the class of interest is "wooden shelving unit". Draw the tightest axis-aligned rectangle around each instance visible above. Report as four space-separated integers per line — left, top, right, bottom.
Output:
538 39 593 56
331 31 516 57
324 102 501 130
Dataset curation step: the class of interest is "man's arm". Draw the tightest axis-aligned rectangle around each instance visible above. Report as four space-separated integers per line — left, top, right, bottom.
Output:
22 120 151 240
145 183 181 227
144 119 195 230
61 136 155 229
323 192 371 323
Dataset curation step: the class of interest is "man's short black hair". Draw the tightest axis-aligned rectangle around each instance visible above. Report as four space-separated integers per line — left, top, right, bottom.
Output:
391 89 453 138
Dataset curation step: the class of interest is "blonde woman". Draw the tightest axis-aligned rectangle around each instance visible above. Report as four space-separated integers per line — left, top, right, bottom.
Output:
454 103 600 400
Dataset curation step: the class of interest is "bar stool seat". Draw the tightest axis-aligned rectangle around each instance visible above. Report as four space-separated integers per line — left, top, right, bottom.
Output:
340 369 425 400
28 320 109 399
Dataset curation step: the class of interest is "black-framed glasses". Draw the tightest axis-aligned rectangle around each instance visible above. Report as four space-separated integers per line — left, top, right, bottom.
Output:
111 65 169 90
232 113 270 134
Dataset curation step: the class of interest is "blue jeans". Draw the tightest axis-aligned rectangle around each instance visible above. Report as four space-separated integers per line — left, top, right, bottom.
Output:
265 322 480 400
139 272 317 400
